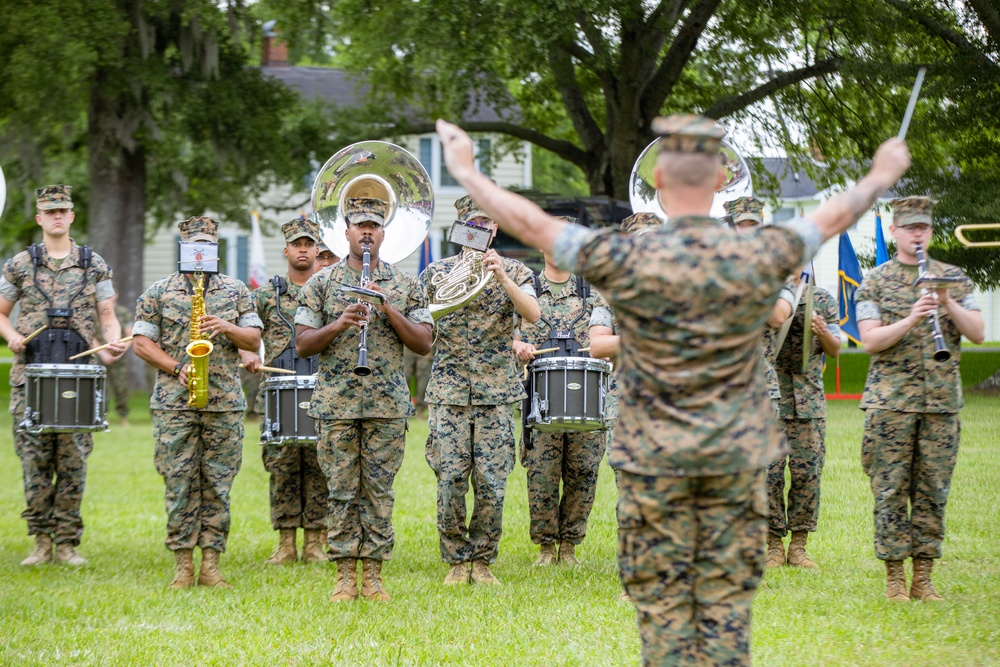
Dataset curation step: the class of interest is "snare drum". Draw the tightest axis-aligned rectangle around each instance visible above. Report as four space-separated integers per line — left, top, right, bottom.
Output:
526 357 611 433
21 363 108 434
261 375 317 445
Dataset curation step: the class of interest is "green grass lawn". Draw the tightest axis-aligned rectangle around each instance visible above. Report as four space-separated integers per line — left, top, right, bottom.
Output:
1 397 999 666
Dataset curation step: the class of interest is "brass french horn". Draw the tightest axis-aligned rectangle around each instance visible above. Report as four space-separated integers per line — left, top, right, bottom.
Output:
629 137 754 222
311 141 433 264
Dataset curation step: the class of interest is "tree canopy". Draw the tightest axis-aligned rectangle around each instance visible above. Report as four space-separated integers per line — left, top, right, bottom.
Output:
0 0 336 311
267 0 1000 287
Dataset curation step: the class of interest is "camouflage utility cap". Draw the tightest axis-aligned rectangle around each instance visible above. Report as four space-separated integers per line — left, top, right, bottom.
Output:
724 197 765 225
317 242 331 253
36 184 74 210
651 114 726 155
620 212 662 236
455 194 492 226
891 196 936 227
344 197 388 226
178 216 219 242
282 216 320 243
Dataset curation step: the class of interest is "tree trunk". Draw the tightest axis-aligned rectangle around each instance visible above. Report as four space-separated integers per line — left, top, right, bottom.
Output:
87 79 148 390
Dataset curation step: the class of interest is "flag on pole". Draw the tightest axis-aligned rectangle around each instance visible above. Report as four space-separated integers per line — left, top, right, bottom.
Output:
875 211 890 266
418 235 434 274
837 233 864 345
248 210 268 290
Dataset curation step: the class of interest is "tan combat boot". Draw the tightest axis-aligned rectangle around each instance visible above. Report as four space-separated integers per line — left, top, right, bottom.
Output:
301 529 327 563
197 548 232 588
360 558 391 601
470 559 500 585
559 541 579 566
330 558 359 602
786 531 818 569
910 558 944 601
21 534 53 567
534 543 557 567
885 560 909 602
765 534 786 568
53 542 87 566
169 549 195 589
266 528 298 565
443 561 471 585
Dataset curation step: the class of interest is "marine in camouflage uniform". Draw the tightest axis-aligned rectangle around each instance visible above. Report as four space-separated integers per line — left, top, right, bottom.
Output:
0 185 125 567
856 196 984 602
515 250 606 567
435 115 911 666
420 194 539 586
243 217 327 565
295 198 433 603
133 216 263 589
766 283 840 569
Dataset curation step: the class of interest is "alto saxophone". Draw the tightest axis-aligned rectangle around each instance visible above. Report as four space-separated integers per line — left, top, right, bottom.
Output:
185 271 214 408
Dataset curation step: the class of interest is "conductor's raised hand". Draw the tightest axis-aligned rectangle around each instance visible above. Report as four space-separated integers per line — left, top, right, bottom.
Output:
870 138 912 189
437 119 476 181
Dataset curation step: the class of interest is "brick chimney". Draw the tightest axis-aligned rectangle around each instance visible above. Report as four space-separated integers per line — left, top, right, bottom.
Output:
262 20 289 67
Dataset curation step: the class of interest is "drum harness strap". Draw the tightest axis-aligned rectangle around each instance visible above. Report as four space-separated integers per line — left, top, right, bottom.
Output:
269 275 317 375
522 272 592 450
25 243 93 364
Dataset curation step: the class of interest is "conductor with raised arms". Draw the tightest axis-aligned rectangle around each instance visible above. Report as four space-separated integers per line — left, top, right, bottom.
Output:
436 116 911 666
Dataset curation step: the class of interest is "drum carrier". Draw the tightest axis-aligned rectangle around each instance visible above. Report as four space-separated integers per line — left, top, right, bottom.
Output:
20 243 109 434
521 274 610 447
261 275 320 445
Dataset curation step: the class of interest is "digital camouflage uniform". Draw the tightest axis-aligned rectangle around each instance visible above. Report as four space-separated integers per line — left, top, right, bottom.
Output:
519 274 605 548
856 257 977 562
420 253 535 565
1 241 115 546
134 262 262 553
102 302 133 420
296 259 430 561
554 190 818 665
254 276 326 532
767 286 839 538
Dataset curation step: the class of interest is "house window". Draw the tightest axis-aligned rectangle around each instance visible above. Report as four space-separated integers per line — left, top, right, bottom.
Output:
418 135 492 189
772 207 795 224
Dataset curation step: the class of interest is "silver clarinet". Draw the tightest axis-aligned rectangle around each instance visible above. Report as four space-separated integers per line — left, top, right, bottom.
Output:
913 243 950 362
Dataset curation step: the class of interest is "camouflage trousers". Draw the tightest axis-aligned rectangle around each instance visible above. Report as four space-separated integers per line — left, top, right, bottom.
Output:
262 442 327 531
105 357 130 418
152 410 244 552
425 403 515 564
766 417 825 537
861 409 959 561
11 387 93 546
316 418 406 561
522 429 604 545
618 468 766 667
606 419 620 487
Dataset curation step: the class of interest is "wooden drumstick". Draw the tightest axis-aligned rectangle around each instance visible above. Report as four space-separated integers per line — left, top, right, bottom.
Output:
68 336 135 360
241 363 297 375
21 325 47 346
577 347 590 353
531 347 560 356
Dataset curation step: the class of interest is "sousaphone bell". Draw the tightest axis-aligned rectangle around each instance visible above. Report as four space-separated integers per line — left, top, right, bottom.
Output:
629 137 754 222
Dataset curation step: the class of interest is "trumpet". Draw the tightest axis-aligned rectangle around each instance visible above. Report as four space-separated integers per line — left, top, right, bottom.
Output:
955 223 1000 248
913 243 954 362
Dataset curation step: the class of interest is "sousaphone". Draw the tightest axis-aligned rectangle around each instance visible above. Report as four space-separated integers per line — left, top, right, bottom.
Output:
311 141 433 264
629 137 754 221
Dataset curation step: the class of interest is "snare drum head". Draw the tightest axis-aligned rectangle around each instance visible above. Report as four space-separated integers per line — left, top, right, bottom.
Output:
532 357 611 373
25 363 107 377
262 375 316 390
